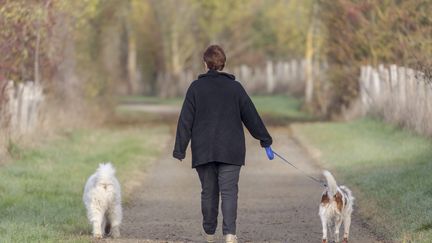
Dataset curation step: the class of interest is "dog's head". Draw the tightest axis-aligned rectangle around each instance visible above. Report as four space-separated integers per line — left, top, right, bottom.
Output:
96 177 115 190
95 162 117 191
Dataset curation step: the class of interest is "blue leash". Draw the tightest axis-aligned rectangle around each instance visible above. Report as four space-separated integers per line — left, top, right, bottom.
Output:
272 150 327 188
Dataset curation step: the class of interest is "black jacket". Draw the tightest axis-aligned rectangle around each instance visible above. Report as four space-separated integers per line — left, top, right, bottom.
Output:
173 70 272 168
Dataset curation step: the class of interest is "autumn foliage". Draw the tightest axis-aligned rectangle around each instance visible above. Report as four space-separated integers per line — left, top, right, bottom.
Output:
317 0 432 116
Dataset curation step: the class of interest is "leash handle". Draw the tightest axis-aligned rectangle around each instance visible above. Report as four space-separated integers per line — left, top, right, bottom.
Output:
272 150 327 188
265 146 275 160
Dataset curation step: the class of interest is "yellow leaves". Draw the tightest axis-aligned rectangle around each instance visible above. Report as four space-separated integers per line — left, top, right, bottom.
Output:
54 0 103 28
262 0 314 57
0 0 47 81
197 0 260 40
129 0 152 30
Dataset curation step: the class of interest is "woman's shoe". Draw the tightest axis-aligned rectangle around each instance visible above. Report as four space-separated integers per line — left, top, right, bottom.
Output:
204 232 216 243
225 234 238 243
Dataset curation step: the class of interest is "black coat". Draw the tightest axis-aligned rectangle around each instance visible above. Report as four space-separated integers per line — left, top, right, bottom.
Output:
173 70 272 168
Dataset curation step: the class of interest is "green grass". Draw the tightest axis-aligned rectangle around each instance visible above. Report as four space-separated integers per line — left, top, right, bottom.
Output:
0 125 170 242
251 95 312 121
292 118 432 242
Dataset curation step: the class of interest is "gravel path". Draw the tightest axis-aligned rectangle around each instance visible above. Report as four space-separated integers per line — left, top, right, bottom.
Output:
112 127 379 243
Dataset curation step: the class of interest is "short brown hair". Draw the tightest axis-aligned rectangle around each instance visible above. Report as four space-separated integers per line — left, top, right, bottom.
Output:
203 45 226 71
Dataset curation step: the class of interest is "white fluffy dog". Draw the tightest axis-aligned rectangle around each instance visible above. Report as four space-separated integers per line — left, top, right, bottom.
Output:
319 171 354 243
83 163 122 238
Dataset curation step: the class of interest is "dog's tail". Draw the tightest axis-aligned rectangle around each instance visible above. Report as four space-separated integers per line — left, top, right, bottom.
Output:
97 162 116 178
323 170 338 197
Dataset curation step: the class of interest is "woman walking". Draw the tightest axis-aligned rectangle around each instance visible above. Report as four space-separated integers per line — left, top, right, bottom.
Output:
173 45 274 243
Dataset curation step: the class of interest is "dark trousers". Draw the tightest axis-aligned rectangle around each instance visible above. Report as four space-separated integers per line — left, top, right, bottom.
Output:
196 162 241 235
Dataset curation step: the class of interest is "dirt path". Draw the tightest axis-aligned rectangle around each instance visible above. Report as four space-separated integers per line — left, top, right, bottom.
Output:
112 127 379 243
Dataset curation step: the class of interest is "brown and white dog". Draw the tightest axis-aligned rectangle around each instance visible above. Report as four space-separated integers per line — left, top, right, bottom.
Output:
319 171 354 243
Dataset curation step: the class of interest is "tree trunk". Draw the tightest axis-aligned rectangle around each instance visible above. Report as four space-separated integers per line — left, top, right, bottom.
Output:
304 4 318 105
127 32 137 95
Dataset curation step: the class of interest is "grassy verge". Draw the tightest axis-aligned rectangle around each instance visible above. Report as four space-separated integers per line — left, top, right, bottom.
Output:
0 125 170 242
292 118 432 242
251 95 313 122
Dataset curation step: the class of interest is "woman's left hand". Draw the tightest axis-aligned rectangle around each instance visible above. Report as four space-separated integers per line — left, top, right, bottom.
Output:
265 146 274 160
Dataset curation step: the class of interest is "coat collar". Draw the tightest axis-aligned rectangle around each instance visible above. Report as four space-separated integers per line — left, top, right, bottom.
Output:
198 70 236 80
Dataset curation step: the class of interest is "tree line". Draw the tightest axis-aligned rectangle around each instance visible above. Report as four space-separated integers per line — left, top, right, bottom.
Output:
0 0 312 102
1 0 431 118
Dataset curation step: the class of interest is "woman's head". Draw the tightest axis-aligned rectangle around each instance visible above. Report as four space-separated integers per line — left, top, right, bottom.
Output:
203 45 226 71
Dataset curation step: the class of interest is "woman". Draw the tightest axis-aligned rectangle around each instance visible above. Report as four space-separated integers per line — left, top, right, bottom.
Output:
173 45 274 243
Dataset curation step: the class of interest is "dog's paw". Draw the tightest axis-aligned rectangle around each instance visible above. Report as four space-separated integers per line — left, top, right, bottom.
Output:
322 239 327 243
93 233 103 239
111 226 120 238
